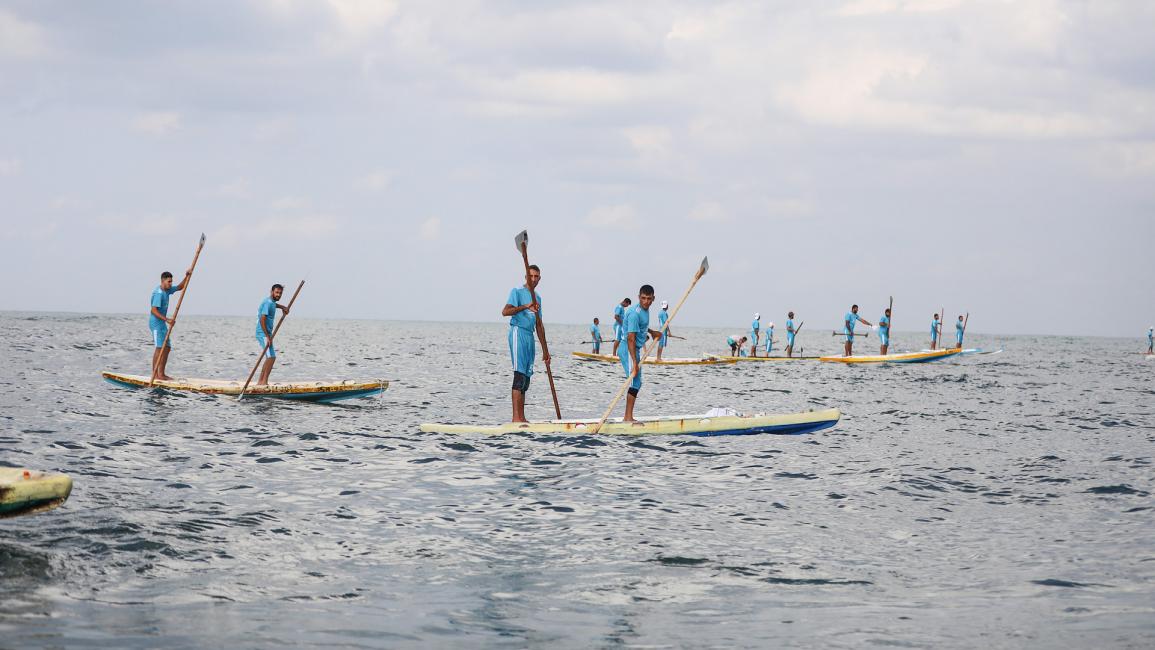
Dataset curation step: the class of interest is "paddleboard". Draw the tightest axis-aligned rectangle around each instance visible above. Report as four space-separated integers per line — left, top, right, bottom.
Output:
0 468 72 518
102 372 387 402
420 408 840 436
703 354 820 362
571 351 735 366
819 348 961 364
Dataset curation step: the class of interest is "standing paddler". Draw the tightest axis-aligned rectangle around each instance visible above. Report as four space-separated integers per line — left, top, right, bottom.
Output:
148 268 191 381
655 301 671 361
954 315 965 349
255 284 290 386
590 317 602 354
611 297 631 356
750 313 761 357
618 284 663 422
930 313 941 350
785 311 797 357
878 308 892 355
1147 327 1153 355
502 264 549 423
764 321 775 355
843 304 873 357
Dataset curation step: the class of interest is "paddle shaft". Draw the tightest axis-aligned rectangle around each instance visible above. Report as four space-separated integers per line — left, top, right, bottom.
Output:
591 258 707 434
150 234 206 385
832 331 869 337
519 239 561 419
238 280 304 399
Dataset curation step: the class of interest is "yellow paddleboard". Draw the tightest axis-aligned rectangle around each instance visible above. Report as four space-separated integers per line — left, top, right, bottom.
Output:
571 352 735 366
819 348 961 364
0 468 73 518
420 408 839 436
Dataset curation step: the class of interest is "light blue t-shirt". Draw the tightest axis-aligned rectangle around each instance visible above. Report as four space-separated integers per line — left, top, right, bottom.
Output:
590 323 601 341
613 304 625 325
931 318 941 337
956 320 964 336
624 305 650 353
149 285 177 330
507 287 540 331
751 319 760 334
844 311 861 335
786 319 795 336
879 315 890 334
659 310 669 333
257 296 277 338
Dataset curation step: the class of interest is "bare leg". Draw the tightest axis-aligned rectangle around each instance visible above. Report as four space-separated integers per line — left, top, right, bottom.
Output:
257 357 275 385
157 346 173 380
623 391 637 422
844 340 851 356
786 344 793 358
656 344 664 361
151 347 163 378
511 389 526 423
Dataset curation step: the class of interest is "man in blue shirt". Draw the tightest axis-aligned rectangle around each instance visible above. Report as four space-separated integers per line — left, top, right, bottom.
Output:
727 335 747 357
750 313 761 357
930 313 941 350
255 284 290 385
502 264 548 423
148 268 190 380
590 318 602 354
785 312 797 357
843 304 873 357
764 321 775 355
655 301 671 361
611 298 631 356
955 315 965 349
1148 327 1153 355
878 308 892 355
619 285 663 422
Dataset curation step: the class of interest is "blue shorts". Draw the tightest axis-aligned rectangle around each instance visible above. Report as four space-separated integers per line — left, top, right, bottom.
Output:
931 333 939 342
509 326 536 376
593 339 601 353
659 333 668 348
613 324 621 340
787 333 795 347
844 330 855 342
765 338 773 353
618 346 643 391
880 332 889 346
257 335 276 358
150 325 171 349
956 333 963 345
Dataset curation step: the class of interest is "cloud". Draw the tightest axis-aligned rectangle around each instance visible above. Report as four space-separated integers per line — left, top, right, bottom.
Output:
0 158 22 176
687 202 728 222
272 196 308 210
418 216 441 241
0 9 48 59
836 0 964 17
357 169 393 191
764 198 814 218
132 111 182 135
584 204 640 229
209 178 251 199
211 215 339 247
96 215 181 237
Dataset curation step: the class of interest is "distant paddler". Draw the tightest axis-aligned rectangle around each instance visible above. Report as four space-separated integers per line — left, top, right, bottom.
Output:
148 268 191 381
785 312 798 357
1148 327 1154 355
655 301 671 361
727 334 748 357
501 264 549 423
589 317 603 354
255 284 291 385
749 313 761 357
930 313 941 350
842 304 873 357
955 315 965 349
764 321 775 355
611 297 631 356
878 308 892 355
618 284 664 422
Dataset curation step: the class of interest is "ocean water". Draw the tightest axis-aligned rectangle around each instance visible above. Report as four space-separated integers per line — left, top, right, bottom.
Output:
1 312 1152 649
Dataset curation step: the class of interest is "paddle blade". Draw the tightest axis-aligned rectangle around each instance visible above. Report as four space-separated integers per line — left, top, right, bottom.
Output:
699 256 709 276
514 230 528 253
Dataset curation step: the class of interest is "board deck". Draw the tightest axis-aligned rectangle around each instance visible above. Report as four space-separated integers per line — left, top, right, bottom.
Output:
703 354 821 362
819 348 961 364
102 372 387 402
0 468 73 518
571 351 735 366
420 408 840 436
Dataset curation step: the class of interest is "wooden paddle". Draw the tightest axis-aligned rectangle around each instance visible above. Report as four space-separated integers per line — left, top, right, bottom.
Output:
590 257 708 434
884 295 893 353
150 233 206 385
832 331 869 337
515 230 561 419
238 280 304 400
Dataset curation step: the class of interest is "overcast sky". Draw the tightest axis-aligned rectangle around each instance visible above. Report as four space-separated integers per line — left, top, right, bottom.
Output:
1 0 1152 336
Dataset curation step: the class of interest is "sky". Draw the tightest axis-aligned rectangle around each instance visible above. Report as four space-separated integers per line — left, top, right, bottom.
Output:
1 0 1153 336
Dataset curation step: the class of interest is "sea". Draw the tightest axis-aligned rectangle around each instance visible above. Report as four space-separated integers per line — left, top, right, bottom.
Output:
1 312 1152 649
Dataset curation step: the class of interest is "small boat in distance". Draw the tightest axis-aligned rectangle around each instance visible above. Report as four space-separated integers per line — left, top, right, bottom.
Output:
102 372 387 403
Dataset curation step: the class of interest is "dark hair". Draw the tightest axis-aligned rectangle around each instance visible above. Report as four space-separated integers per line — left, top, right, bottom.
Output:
527 264 540 273
161 271 173 280
272 283 284 292
788 311 794 317
639 284 655 296
851 304 858 309
593 317 599 322
624 298 632 305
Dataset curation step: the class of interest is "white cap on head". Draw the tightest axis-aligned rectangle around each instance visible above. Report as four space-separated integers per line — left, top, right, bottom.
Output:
768 321 774 327
660 301 668 309
754 312 760 319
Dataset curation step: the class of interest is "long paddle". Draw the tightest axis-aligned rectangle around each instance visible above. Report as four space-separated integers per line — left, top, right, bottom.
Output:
959 312 969 349
938 305 944 349
590 257 708 434
150 233 206 385
832 331 869 337
884 295 893 354
238 280 304 400
515 231 561 420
